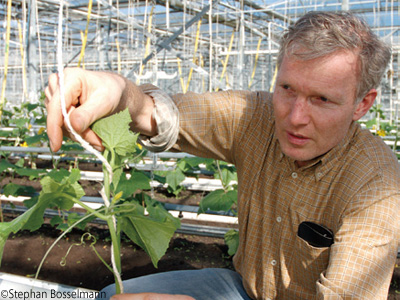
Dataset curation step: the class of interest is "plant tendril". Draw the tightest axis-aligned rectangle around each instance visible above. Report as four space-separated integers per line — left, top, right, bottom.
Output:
60 232 95 266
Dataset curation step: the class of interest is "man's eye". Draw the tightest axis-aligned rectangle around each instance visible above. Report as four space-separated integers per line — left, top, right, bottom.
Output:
311 96 329 103
282 84 290 90
320 96 329 102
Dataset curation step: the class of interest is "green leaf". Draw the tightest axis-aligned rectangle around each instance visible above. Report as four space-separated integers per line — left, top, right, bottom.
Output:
15 158 25 168
15 168 47 179
91 109 138 157
3 183 36 197
167 185 184 197
40 175 85 210
198 189 237 213
220 167 237 187
50 215 64 227
56 223 70 231
151 171 167 185
25 133 48 146
23 196 38 209
14 118 29 129
145 196 181 229
115 170 151 198
24 103 40 112
0 206 44 265
166 168 185 194
120 214 178 268
0 160 46 179
365 118 377 129
0 160 16 173
67 213 96 231
0 130 12 138
60 143 84 152
0 170 87 265
184 157 214 168
68 168 81 184
224 229 239 256
111 168 123 193
0 184 66 265
46 169 71 183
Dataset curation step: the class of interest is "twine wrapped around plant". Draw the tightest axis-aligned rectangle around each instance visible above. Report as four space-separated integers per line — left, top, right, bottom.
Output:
56 1 123 293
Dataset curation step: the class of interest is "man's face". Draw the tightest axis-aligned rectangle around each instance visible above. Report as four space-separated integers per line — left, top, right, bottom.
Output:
273 51 371 167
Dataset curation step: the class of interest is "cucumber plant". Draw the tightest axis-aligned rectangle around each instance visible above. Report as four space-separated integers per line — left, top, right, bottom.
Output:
198 160 239 256
0 109 180 294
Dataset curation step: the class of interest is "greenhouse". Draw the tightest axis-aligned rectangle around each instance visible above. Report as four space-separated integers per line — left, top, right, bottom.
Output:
1 0 400 299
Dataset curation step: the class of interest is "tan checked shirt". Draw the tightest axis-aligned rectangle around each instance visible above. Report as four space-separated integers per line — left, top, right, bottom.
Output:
139 85 400 300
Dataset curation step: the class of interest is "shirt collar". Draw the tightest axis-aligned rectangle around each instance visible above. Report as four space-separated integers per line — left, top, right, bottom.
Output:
276 122 360 181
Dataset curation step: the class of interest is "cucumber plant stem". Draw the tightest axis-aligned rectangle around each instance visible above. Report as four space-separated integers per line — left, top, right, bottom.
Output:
63 193 107 220
107 217 122 294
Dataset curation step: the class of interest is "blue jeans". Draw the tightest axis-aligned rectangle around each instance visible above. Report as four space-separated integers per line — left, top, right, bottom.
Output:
97 268 252 300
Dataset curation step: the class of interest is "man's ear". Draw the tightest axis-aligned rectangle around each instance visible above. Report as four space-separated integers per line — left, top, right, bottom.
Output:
352 89 377 122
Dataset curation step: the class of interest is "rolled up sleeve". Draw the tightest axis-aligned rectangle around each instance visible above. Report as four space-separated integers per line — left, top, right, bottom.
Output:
138 84 179 152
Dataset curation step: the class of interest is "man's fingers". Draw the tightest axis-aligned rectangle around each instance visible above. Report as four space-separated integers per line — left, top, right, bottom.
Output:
61 106 105 152
45 78 64 152
45 69 87 152
45 68 125 152
61 126 104 152
68 96 111 134
110 293 195 300
79 128 105 152
45 71 82 152
46 73 60 98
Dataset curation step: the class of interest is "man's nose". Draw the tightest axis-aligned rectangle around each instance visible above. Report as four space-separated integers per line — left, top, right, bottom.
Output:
288 97 310 126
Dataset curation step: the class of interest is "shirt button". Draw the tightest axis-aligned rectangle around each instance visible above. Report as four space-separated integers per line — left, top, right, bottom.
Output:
276 216 282 223
291 172 298 179
316 172 322 179
271 260 277 266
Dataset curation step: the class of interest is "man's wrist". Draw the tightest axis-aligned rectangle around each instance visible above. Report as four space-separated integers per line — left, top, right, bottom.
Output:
137 84 179 153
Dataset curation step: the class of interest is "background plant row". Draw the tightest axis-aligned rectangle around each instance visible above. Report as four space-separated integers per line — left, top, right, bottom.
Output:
0 95 399 258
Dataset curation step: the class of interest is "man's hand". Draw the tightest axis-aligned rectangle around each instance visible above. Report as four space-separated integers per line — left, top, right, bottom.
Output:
110 293 195 300
45 67 157 153
45 68 127 152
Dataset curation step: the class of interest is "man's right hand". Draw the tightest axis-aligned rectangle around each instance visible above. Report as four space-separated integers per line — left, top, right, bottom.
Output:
45 68 127 152
45 67 156 152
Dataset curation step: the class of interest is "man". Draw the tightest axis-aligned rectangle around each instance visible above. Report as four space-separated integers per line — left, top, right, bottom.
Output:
45 11 400 300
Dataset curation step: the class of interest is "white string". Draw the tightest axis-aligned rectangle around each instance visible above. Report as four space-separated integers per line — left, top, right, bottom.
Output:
56 1 123 292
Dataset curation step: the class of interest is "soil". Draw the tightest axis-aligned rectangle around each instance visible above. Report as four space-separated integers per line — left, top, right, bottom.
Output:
0 221 233 291
1 157 400 299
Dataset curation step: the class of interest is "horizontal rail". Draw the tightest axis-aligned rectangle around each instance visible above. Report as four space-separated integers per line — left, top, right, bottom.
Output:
1 203 232 239
0 146 195 159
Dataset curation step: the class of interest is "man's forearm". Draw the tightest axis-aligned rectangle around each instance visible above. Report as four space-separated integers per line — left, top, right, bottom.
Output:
117 77 157 137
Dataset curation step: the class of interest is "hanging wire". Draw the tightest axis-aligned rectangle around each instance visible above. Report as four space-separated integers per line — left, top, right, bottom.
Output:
116 38 121 74
77 0 93 68
137 4 155 85
248 37 263 89
216 28 236 92
0 0 12 122
35 0 44 92
185 19 202 93
17 20 28 99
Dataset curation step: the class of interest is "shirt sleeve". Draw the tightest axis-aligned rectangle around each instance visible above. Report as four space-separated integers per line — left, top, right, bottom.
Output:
137 84 180 152
316 193 400 299
138 84 271 163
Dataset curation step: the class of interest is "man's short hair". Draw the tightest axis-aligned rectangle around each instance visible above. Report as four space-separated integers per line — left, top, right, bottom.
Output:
277 11 391 102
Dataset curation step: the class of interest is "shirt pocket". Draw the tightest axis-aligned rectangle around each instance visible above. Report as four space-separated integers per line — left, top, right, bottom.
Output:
287 235 331 290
